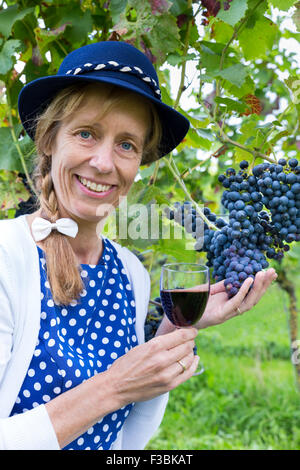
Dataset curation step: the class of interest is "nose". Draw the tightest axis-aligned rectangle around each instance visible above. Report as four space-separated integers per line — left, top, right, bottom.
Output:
88 140 115 173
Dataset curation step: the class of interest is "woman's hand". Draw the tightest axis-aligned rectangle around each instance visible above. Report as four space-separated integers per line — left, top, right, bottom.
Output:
195 268 277 329
107 327 199 408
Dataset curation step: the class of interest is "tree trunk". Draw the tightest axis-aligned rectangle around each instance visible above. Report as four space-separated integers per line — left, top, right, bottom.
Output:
277 268 300 393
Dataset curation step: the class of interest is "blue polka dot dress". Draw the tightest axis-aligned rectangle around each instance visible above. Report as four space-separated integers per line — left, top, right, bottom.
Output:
10 238 138 450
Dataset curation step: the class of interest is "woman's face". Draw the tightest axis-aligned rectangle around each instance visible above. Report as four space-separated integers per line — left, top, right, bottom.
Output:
49 87 150 222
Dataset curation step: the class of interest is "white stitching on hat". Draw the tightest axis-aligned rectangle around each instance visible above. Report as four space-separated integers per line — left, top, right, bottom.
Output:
64 61 161 98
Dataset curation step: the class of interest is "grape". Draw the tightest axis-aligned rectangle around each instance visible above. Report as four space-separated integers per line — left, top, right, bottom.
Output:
166 157 300 299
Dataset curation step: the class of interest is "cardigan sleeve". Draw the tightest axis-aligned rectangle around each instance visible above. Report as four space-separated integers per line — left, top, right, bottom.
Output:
0 246 15 392
0 405 60 450
0 242 60 450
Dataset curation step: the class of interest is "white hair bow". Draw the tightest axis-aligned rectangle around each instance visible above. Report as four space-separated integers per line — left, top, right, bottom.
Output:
31 217 79 242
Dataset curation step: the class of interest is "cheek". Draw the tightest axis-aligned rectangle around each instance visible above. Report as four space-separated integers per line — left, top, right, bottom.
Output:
51 142 76 177
50 154 75 199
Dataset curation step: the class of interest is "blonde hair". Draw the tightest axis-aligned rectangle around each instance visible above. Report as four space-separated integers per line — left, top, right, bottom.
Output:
31 82 162 306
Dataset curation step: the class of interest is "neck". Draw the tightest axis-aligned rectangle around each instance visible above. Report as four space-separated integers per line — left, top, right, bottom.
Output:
68 217 104 265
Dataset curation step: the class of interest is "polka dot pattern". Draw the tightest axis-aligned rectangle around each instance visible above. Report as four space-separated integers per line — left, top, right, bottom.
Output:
10 238 138 450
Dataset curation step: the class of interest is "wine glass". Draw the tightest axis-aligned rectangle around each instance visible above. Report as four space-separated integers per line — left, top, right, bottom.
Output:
160 263 210 376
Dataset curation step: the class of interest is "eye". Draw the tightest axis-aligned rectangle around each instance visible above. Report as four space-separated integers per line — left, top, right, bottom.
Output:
79 130 92 140
121 142 133 151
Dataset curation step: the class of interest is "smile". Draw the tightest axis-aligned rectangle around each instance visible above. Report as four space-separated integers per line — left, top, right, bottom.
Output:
77 175 112 193
75 175 116 199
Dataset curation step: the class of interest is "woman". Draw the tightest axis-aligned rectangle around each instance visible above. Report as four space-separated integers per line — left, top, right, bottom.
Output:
0 41 277 450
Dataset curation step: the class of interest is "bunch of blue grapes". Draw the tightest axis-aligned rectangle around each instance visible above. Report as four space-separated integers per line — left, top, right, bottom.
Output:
144 298 164 341
166 158 300 298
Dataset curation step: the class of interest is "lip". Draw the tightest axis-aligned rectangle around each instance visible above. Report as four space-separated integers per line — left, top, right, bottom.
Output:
74 174 116 198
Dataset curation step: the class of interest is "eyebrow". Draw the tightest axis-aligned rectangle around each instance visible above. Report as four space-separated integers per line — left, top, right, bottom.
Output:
73 121 145 147
119 131 144 147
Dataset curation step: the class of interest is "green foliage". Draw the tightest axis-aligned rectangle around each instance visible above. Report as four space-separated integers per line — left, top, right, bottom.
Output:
147 285 300 450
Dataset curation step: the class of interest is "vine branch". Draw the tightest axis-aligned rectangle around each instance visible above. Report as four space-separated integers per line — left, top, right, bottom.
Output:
164 154 219 231
217 126 278 164
6 88 38 198
173 0 193 110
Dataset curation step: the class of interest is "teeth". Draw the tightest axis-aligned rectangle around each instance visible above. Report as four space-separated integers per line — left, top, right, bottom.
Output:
78 176 112 193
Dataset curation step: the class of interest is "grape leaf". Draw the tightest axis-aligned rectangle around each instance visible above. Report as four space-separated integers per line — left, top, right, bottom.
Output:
0 5 34 38
114 0 180 63
217 63 248 88
214 97 247 113
150 0 171 15
0 170 30 212
223 75 255 100
157 237 197 262
0 127 34 172
0 127 21 171
217 0 248 26
34 24 70 55
58 6 93 46
0 39 24 75
150 14 180 62
178 128 213 152
110 0 128 23
268 0 298 10
170 0 190 16
212 20 235 43
239 17 278 60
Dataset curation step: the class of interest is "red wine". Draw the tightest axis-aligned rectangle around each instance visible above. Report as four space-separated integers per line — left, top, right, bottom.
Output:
160 288 209 327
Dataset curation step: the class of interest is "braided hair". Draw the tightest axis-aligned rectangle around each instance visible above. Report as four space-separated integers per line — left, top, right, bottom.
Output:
30 82 161 305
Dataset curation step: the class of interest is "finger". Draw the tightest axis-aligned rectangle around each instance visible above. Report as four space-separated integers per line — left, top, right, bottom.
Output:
168 350 195 376
242 269 277 310
161 339 196 369
170 354 200 389
225 276 254 318
210 280 226 295
178 351 196 373
244 268 277 300
150 326 198 352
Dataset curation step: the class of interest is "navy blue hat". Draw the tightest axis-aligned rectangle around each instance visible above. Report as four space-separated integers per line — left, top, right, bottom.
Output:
18 41 190 159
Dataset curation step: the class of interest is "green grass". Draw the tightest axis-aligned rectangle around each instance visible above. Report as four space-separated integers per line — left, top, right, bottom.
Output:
146 284 300 450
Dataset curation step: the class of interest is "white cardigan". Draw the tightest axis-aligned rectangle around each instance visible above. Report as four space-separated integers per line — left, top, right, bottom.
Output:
0 214 168 450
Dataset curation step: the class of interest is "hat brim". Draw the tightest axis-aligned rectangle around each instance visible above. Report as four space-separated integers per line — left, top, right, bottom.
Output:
18 73 190 159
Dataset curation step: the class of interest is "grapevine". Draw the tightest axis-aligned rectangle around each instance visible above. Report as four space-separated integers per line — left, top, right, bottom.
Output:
166 158 300 299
